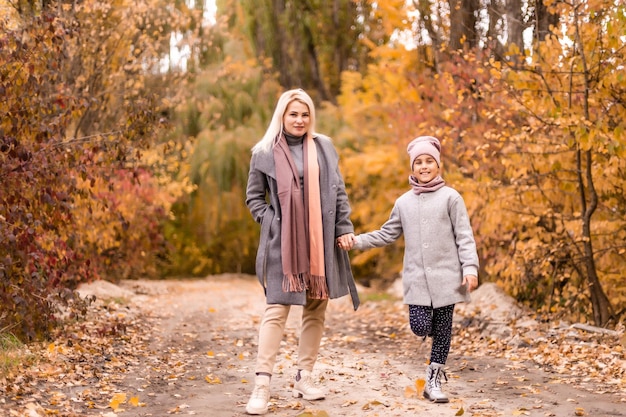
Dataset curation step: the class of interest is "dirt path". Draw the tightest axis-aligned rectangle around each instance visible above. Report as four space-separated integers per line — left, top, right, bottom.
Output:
3 275 624 417
78 274 624 417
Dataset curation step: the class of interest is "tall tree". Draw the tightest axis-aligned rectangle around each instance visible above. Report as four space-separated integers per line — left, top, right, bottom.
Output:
533 0 559 41
505 0 524 50
405 1 560 62
449 0 480 50
337 0 625 326
0 0 209 340
484 0 624 326
228 0 375 102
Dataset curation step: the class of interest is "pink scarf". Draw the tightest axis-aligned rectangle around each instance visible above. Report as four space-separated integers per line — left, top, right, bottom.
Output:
409 175 445 195
273 135 327 299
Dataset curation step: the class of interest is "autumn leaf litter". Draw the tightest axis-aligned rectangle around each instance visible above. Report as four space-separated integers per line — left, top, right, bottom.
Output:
0 275 624 417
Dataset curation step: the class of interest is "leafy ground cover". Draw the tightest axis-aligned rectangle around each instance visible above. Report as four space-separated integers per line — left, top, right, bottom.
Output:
1 275 624 417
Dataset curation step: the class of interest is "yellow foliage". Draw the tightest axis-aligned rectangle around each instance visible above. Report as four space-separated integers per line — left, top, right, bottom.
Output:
0 0 20 29
371 0 411 37
336 0 626 325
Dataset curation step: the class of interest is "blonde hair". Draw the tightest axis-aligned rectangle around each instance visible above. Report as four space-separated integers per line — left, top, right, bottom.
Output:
252 89 317 154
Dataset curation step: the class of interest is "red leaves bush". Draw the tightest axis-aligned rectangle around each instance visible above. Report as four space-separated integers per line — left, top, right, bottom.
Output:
0 13 89 341
1 10 173 341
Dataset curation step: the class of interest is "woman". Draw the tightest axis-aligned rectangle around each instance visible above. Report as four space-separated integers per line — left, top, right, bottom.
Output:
244 89 359 415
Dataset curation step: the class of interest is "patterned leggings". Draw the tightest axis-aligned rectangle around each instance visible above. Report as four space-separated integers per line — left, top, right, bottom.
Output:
408 304 454 365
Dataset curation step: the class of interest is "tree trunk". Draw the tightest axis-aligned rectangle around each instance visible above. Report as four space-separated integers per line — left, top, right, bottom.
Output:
578 149 614 326
448 0 479 51
237 0 370 102
302 23 332 102
506 0 524 51
486 0 504 60
571 3 614 327
465 0 480 48
534 0 559 41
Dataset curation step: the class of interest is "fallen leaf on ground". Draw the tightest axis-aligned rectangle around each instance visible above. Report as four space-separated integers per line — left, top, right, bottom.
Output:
415 378 425 394
109 393 126 411
205 374 221 384
296 410 329 417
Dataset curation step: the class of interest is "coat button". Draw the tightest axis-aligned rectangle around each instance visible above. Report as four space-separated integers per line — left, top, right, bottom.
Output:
423 243 429 248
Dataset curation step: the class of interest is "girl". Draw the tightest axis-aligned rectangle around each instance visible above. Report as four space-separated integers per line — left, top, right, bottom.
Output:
348 135 479 403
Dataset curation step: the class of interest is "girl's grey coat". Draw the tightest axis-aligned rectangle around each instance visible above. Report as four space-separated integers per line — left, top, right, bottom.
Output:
246 134 360 310
354 186 478 308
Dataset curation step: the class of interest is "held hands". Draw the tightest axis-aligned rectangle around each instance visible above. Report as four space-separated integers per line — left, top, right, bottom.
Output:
336 233 356 251
463 274 479 292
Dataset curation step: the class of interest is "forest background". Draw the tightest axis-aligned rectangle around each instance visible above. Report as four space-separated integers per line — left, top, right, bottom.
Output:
1 0 625 345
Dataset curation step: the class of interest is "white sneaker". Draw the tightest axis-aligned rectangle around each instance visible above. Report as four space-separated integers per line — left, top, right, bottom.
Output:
292 370 325 400
246 375 270 415
423 363 449 403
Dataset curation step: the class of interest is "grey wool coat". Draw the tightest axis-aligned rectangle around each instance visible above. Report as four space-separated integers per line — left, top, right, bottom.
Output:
354 186 479 308
245 134 360 310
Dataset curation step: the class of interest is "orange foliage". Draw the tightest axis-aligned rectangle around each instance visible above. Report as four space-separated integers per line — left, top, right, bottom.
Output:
479 2 626 326
338 2 626 326
0 0 200 340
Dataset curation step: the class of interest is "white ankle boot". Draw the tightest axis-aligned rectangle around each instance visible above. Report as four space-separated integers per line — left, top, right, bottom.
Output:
246 375 270 414
293 370 325 400
423 362 449 403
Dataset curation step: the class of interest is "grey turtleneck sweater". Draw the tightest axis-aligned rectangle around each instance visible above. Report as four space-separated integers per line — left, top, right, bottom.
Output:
284 131 305 189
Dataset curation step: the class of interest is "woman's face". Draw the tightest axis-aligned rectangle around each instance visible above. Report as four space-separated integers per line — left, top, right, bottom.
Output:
283 100 310 137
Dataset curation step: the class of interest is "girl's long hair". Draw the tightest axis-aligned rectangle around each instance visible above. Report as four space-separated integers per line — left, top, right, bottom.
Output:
251 89 317 154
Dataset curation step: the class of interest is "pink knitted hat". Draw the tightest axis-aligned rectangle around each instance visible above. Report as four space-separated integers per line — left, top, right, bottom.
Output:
407 136 441 168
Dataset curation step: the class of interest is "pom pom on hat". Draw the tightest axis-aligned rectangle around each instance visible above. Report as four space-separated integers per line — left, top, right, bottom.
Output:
407 136 441 168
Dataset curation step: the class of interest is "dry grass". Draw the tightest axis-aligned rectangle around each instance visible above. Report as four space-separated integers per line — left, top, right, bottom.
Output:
0 333 23 377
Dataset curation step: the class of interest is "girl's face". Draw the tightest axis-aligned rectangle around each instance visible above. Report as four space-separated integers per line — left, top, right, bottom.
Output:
412 154 440 184
283 100 310 137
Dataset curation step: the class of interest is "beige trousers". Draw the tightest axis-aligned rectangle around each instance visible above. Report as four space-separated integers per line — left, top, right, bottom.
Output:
255 298 328 375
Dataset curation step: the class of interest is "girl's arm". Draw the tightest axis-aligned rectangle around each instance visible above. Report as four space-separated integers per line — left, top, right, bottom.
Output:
353 203 403 250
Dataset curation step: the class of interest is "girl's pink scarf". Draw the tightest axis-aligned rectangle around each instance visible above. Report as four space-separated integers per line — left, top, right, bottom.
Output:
273 134 328 299
409 175 445 195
